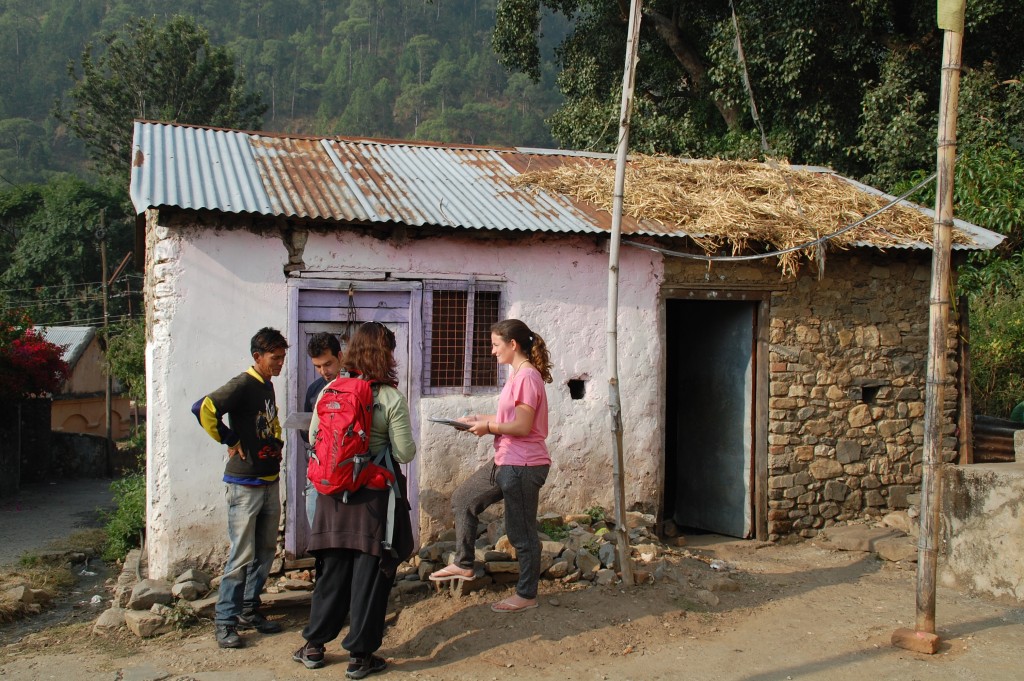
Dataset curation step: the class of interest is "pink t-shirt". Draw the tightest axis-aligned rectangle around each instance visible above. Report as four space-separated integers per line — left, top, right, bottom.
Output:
493 366 549 466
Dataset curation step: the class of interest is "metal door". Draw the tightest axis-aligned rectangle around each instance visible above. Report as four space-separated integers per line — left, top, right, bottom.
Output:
666 299 755 538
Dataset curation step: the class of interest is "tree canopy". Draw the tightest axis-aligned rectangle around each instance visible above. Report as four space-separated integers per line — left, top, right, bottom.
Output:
493 0 1024 179
3 1 566 182
0 175 136 326
104 317 146 405
56 14 266 177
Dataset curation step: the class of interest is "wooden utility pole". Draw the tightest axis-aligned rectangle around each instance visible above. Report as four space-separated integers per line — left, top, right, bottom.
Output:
606 0 642 587
100 210 112 449
892 0 964 655
107 250 134 437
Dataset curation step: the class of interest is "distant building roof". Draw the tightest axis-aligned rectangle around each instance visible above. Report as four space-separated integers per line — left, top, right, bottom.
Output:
129 121 1003 252
36 326 96 369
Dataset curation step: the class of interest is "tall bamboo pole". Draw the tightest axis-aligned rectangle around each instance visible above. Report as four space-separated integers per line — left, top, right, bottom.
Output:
916 26 963 635
606 0 642 587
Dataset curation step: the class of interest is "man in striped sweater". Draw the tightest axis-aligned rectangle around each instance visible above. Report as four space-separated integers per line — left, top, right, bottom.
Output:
192 327 289 649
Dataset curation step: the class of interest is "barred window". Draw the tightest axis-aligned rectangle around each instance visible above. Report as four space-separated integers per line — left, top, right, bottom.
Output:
423 281 502 394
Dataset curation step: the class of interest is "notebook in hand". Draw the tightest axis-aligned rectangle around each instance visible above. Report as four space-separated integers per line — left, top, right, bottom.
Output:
283 411 313 430
428 417 471 431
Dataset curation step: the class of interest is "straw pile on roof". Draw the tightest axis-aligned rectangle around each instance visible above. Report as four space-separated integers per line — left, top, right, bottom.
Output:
511 156 962 275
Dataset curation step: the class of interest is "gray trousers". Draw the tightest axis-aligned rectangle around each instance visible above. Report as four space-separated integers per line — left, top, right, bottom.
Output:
451 463 549 599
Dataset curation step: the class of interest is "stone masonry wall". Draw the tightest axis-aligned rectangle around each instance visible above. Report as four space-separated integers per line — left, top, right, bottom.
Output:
663 250 960 540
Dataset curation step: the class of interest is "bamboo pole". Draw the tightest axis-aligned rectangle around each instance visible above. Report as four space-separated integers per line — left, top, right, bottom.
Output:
893 21 963 655
918 25 963 634
606 0 642 587
956 294 974 465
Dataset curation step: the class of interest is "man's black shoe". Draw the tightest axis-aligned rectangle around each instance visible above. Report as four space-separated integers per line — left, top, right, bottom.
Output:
215 624 244 648
237 610 283 634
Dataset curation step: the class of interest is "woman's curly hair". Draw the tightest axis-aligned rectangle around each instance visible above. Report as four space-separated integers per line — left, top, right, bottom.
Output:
343 322 398 386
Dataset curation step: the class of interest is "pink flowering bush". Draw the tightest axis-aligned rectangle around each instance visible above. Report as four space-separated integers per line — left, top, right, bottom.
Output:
0 309 69 401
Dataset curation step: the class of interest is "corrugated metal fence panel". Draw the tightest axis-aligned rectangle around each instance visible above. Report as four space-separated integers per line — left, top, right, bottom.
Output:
130 122 273 215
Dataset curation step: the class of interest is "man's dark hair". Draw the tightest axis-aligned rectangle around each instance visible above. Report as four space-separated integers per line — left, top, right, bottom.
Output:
251 327 288 355
307 332 341 358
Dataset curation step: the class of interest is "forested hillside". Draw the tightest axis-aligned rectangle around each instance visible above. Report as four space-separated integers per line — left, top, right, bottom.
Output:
3 1 1024 417
0 0 566 183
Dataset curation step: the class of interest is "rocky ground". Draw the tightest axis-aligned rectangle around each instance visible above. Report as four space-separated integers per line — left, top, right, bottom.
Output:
2 531 1023 681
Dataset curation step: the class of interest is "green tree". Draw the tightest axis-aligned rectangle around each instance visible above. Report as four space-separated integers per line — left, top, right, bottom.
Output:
104 316 146 405
960 262 1024 416
0 175 134 325
56 14 266 177
0 117 50 183
494 0 1024 173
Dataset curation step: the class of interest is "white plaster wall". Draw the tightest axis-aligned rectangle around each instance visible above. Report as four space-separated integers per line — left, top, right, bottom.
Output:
300 230 665 539
147 224 290 579
147 220 665 575
941 463 1024 602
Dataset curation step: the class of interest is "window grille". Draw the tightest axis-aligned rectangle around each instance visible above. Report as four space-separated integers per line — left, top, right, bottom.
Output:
423 281 502 394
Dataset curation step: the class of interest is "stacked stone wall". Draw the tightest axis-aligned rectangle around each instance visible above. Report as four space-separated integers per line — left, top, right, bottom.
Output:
663 251 960 539
768 254 960 538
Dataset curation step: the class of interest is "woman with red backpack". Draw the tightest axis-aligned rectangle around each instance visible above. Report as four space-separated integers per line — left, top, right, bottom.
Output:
293 322 415 679
428 318 554 614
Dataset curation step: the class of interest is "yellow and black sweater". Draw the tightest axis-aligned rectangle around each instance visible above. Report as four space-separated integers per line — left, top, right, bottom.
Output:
191 367 283 483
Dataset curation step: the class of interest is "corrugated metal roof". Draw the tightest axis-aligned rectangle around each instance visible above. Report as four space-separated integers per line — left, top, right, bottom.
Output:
837 174 1005 251
36 326 96 368
131 121 605 234
130 121 1002 251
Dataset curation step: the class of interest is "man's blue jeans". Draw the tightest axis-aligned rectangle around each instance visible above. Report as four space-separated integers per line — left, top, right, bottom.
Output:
214 481 281 626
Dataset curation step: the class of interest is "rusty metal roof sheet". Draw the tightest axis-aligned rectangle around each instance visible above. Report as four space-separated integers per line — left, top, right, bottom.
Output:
131 121 606 234
130 121 1001 250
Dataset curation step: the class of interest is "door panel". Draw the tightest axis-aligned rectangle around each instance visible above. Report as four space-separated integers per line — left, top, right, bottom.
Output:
666 300 755 538
287 288 414 557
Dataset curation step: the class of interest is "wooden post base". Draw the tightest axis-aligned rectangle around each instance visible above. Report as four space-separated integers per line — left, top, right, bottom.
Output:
891 627 941 654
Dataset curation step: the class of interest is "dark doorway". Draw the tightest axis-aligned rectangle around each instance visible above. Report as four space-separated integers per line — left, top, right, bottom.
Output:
665 299 756 538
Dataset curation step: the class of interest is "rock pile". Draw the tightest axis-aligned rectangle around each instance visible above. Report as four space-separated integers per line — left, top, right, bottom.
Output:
399 510 682 594
94 550 214 638
94 509 702 639
1 583 52 617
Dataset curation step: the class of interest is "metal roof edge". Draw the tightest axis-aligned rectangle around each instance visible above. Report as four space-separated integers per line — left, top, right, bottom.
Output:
835 174 1004 251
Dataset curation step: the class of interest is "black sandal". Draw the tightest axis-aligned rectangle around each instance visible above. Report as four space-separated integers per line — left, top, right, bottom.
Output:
346 653 387 679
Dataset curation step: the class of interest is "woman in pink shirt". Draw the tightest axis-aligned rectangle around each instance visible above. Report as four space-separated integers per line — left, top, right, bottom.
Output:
428 319 553 613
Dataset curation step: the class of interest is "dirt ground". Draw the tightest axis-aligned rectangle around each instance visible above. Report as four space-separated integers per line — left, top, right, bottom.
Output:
1 536 1022 681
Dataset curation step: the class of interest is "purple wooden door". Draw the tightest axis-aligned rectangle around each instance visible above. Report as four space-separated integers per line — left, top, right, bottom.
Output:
286 287 417 558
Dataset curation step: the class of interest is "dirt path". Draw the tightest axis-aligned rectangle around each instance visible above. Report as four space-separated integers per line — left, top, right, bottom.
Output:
0 478 115 568
1 538 1022 680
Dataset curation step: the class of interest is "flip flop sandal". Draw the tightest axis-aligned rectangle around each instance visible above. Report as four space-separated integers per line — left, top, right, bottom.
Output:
428 565 474 582
490 598 539 613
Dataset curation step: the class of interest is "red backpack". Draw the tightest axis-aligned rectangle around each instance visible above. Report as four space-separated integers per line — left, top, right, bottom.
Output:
309 376 396 502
